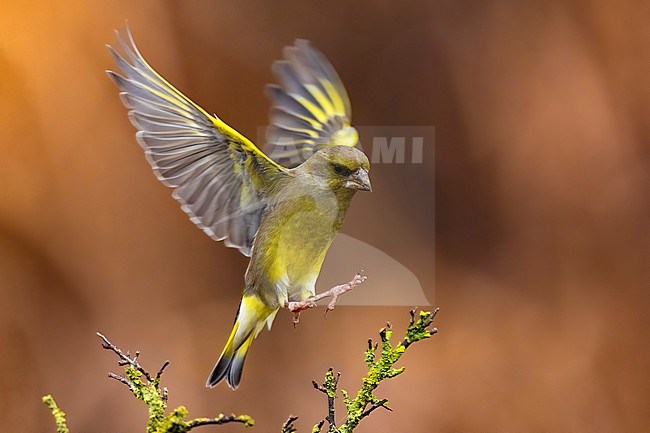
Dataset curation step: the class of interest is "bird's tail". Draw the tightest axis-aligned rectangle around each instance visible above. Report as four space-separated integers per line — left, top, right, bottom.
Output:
206 294 277 389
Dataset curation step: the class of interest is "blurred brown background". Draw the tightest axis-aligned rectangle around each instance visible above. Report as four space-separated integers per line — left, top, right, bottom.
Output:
0 1 647 432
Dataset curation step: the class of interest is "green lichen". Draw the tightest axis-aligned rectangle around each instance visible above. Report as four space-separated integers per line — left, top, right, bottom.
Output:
123 367 168 432
313 309 438 433
43 309 437 433
43 334 253 433
42 395 70 433
324 369 340 400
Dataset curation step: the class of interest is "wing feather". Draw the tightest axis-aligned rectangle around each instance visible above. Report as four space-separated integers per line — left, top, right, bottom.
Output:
265 39 358 168
108 28 289 256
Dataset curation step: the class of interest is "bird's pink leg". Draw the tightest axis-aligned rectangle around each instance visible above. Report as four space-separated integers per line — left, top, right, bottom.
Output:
286 272 367 325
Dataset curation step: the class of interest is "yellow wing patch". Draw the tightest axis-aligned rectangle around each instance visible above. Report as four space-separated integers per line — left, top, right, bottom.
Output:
265 39 358 168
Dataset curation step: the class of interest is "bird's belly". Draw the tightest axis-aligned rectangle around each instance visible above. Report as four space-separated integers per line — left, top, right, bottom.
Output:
265 218 337 302
278 221 334 296
248 193 345 306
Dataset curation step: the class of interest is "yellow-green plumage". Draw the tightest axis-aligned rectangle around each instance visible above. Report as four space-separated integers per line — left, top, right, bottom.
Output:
211 147 369 388
249 149 367 308
108 28 371 389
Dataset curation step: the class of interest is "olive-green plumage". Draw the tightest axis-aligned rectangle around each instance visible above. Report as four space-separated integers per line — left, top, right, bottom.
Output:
108 28 371 389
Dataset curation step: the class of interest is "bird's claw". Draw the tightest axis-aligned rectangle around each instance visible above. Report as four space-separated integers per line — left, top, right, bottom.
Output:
287 300 317 313
287 300 317 327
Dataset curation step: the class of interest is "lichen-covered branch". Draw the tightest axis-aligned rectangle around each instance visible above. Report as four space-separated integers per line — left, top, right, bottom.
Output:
307 309 438 433
43 309 438 433
43 333 253 433
42 395 70 433
281 415 300 433
312 369 340 430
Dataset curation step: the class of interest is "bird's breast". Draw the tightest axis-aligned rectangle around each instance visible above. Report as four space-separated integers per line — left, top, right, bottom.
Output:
248 188 350 304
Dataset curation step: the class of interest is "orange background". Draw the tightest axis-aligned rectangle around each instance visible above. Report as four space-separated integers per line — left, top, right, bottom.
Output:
0 1 647 432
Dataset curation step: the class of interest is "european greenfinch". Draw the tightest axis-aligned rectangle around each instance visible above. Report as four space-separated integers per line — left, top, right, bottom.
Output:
107 29 371 389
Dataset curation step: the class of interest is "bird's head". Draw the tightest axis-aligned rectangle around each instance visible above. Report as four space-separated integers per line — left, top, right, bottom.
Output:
302 146 372 192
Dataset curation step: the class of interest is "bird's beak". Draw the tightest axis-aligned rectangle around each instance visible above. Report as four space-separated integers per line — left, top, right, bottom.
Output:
346 168 372 192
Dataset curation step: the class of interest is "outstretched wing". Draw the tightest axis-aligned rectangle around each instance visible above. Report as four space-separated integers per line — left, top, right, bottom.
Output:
107 28 290 257
265 39 358 168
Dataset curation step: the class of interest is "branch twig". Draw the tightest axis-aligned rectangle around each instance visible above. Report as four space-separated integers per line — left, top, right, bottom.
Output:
359 399 392 418
97 332 153 382
312 368 340 431
44 332 254 433
307 309 438 433
280 415 299 433
186 414 254 429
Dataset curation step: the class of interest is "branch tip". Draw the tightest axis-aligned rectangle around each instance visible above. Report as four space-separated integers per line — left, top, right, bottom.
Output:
281 415 299 433
156 360 171 381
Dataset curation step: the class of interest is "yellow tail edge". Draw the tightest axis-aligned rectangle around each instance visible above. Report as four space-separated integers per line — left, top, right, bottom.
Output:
206 295 277 389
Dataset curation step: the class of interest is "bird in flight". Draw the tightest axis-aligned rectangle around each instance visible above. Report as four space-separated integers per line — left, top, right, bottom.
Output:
107 28 371 389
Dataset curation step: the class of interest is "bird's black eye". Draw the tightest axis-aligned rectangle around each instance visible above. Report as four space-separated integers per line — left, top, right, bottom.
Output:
332 163 353 177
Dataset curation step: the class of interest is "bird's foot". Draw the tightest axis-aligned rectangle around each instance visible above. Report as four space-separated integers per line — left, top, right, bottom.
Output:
287 300 317 326
287 299 317 313
285 272 367 325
